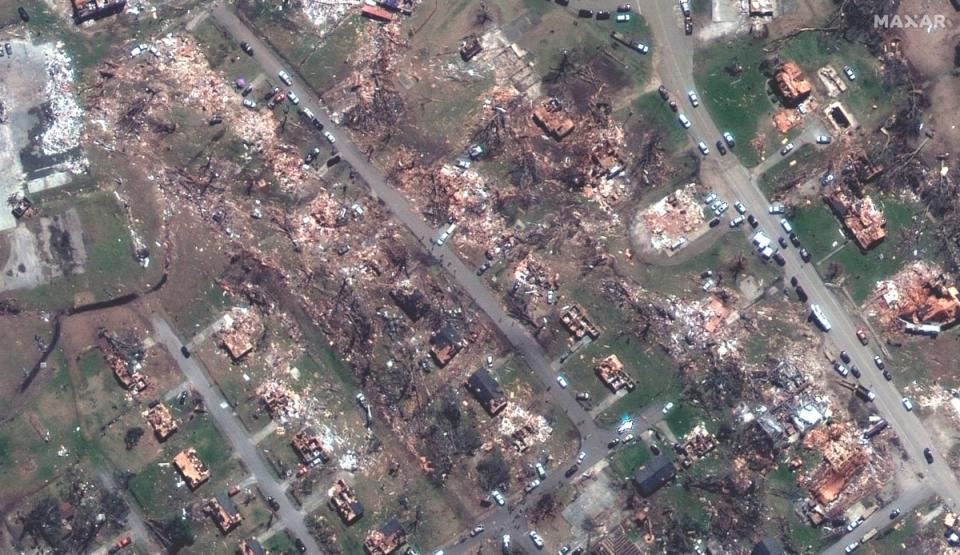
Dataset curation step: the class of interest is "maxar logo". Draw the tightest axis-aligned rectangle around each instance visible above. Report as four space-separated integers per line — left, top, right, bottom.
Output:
874 14 951 29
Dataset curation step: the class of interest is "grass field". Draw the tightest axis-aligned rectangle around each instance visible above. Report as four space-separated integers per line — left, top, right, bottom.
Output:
595 347 679 428
790 201 848 262
758 144 828 196
608 441 652 478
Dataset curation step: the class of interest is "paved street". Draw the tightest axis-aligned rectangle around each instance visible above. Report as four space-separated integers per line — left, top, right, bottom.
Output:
822 484 933 555
151 315 321 553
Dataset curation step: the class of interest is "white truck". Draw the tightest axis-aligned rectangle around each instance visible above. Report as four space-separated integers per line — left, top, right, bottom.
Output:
810 304 832 331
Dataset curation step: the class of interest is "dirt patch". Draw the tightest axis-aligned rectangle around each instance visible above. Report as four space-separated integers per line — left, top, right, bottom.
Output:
0 227 62 292
896 0 960 79
923 77 960 161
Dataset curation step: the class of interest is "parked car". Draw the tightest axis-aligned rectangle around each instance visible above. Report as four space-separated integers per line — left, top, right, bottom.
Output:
503 534 511 551
18 6 30 21
294 538 307 553
816 134 832 144
890 508 901 519
799 248 811 262
180 345 191 358
883 369 893 381
668 99 678 111
780 142 795 155
607 438 621 448
615 13 630 22
924 447 934 463
789 232 800 247
844 542 859 554
525 479 541 493
772 251 786 266
286 90 300 104
556 375 569 388
723 131 735 147
684 16 693 35
778 237 788 248
747 214 758 227
795 285 808 301
491 490 506 506
821 172 835 185
617 3 631 11
846 516 864 532
594 10 610 19
3 43 11 56
577 8 593 18
703 192 718 204
324 130 336 144
687 90 699 107
780 218 793 233
242 98 257 109
857 329 869 345
471 525 485 537
902 397 914 411
733 200 746 214
240 41 253 55
840 351 851 363
716 140 727 155
529 530 545 549
768 203 785 214
678 113 691 128
662 401 675 414
714 202 728 216
304 147 320 164
850 365 861 378
535 462 546 479
834 362 849 377
729 215 744 228
873 355 885 369
577 451 586 464
278 70 293 85
632 41 649 53
697 140 710 156
843 65 856 80
658 85 669 100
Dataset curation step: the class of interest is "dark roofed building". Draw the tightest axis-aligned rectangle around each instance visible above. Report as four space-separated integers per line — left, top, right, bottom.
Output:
390 289 430 322
429 325 462 367
465 368 507 416
237 538 267 555
752 537 783 555
633 455 676 497
363 518 407 555
71 0 126 23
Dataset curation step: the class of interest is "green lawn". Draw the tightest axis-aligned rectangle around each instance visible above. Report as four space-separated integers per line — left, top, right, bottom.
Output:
790 201 847 263
608 441 652 478
627 91 688 152
758 144 828 196
595 348 680 428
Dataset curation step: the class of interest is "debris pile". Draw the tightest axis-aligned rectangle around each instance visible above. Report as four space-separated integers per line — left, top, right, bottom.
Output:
173 447 210 490
800 423 869 506
532 97 575 141
638 184 705 252
773 61 812 107
41 42 87 172
99 329 149 394
328 479 364 524
204 494 242 534
498 404 552 453
871 261 960 331
363 518 407 555
559 305 600 340
144 402 178 441
594 354 635 392
302 0 361 27
256 381 302 423
823 189 886 250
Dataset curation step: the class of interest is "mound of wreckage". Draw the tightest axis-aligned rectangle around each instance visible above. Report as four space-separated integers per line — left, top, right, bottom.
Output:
869 261 960 334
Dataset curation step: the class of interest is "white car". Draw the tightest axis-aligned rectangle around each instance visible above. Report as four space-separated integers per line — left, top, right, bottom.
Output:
846 516 864 532
615 13 630 22
491 490 506 506
503 534 511 550
242 98 257 109
556 375 569 388
678 113 691 128
323 130 336 144
816 134 832 144
278 70 293 85
577 451 586 464
662 401 675 414
843 65 856 80
703 192 718 205
780 218 793 233
734 201 746 214
535 462 546 479
768 203 785 214
729 215 744 228
902 397 914 411
286 90 300 105
780 142 795 155
525 479 541 493
632 42 649 54
845 541 859 553
687 90 699 107
529 531 545 549
697 140 709 156
722 131 735 147
617 419 633 434
714 202 728 216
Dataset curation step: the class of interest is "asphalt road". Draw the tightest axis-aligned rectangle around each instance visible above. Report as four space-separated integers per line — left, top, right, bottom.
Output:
822 484 932 555
151 315 321 554
208 5 620 553
621 0 960 509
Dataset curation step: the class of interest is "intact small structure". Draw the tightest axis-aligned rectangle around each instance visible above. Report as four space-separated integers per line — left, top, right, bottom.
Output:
560 306 600 340
173 447 210 490
824 190 886 250
773 62 812 107
633 455 676 497
237 538 266 555
532 97 575 141
361 4 394 22
329 479 365 524
205 494 243 534
144 402 178 441
71 0 126 23
594 354 635 392
465 368 508 416
363 518 407 555
429 325 462 367
291 427 329 466
216 307 263 361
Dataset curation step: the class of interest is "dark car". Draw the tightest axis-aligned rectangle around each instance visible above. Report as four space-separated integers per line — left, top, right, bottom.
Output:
799 248 811 262
595 10 610 19
294 538 307 553
476 261 491 276
180 345 191 358
709 217 721 228
840 351 851 363
790 276 799 287
778 237 788 248
795 285 808 301
716 140 727 155
555 0 569 5
266 496 280 511
607 438 620 449
4 43 11 56
240 41 254 55
668 100 678 112
773 252 786 266
649 444 661 456
789 232 801 247
684 16 693 35
924 448 934 463
577 8 593 17
883 369 893 381
658 85 669 100
850 365 861 378
890 508 902 519
747 214 758 228
18 6 29 21
565 464 579 478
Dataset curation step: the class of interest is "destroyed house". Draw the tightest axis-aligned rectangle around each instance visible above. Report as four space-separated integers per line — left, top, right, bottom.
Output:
379 0 415 13
107 351 148 393
594 354 635 392
205 494 243 534
465 368 508 416
361 4 394 22
292 427 328 466
752 537 784 555
773 62 812 106
390 289 430 322
237 539 266 555
532 98 575 141
144 402 178 441
363 518 407 555
594 527 644 555
633 455 676 496
824 191 886 250
71 0 126 22
560 306 600 340
459 35 483 61
173 447 210 490
329 479 365 524
217 308 261 361
429 326 462 367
